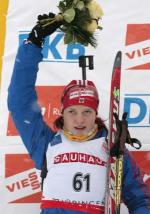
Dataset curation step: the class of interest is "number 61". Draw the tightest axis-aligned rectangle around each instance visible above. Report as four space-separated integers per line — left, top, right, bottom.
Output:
73 172 90 192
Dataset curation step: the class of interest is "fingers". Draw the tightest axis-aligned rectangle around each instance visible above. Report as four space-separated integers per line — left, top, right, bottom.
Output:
113 112 118 120
122 112 127 121
37 13 55 21
38 14 49 21
113 112 128 121
48 12 56 18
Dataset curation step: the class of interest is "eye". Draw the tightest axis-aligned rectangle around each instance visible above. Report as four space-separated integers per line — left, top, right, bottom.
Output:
84 109 92 115
68 109 76 114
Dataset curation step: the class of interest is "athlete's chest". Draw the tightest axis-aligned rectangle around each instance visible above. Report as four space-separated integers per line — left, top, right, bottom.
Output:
43 134 108 205
46 133 108 168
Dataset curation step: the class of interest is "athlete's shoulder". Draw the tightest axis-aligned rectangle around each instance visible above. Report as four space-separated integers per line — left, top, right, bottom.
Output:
96 128 108 139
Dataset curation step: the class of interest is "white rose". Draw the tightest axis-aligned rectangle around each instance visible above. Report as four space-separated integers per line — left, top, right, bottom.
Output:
86 0 104 19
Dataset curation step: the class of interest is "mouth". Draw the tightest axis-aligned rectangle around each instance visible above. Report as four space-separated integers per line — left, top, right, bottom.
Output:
74 127 86 130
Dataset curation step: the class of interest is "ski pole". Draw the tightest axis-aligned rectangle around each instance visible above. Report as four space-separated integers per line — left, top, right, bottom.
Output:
79 55 94 80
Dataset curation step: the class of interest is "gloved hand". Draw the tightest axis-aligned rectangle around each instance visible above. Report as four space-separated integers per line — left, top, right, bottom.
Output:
110 112 128 157
28 13 62 47
110 112 141 157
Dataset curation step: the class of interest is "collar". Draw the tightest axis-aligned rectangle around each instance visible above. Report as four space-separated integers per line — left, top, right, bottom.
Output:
63 124 98 142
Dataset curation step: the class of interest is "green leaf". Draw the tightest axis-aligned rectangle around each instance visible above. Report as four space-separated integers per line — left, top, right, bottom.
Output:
60 25 68 32
58 2 66 13
65 0 74 7
63 8 75 23
64 31 73 44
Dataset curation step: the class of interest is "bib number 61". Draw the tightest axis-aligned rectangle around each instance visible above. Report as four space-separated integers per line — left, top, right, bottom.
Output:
73 172 90 192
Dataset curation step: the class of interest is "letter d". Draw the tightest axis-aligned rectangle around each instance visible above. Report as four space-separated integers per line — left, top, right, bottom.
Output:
123 97 146 124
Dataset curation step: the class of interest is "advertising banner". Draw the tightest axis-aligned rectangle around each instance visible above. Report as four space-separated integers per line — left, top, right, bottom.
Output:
0 0 150 213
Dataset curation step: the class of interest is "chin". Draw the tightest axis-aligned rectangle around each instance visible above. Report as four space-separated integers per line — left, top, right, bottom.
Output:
73 130 87 136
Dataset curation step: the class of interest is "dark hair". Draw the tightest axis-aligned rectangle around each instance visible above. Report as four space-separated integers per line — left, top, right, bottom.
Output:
54 116 108 135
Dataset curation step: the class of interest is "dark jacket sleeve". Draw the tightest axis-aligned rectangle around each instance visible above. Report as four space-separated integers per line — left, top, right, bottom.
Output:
7 42 55 169
122 149 150 213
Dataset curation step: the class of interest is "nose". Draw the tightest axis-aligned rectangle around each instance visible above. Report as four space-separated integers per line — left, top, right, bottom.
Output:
75 113 85 125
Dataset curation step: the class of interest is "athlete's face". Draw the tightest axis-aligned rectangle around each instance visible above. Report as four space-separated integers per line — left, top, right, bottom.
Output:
63 105 96 137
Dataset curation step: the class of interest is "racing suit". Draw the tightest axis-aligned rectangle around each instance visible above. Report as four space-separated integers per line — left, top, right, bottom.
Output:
7 42 150 214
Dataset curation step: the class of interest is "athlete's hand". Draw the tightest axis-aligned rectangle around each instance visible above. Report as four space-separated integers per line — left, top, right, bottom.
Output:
110 112 128 157
110 112 141 157
28 13 62 47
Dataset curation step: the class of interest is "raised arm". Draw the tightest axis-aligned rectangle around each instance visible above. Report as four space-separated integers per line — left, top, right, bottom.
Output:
7 13 62 169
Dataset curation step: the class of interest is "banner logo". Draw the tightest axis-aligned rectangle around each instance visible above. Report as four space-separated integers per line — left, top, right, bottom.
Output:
123 24 150 70
123 94 150 127
5 154 41 203
19 31 85 63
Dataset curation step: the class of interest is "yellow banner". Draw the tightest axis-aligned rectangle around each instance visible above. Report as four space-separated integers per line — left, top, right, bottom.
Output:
0 0 9 86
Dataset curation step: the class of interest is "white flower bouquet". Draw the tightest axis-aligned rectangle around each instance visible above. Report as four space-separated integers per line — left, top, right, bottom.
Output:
38 0 104 47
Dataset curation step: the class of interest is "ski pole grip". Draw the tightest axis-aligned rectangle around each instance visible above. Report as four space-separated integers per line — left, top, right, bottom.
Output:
79 55 94 69
79 55 94 80
88 56 94 70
